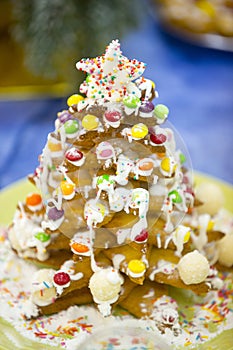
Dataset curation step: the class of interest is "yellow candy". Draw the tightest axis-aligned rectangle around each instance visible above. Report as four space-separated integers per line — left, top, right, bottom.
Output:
173 226 191 246
207 220 214 231
161 157 171 172
131 123 148 139
67 94 84 107
82 114 99 130
96 203 106 217
128 259 146 274
47 140 62 152
196 0 215 17
160 157 177 174
60 181 75 195
183 230 191 243
149 79 156 89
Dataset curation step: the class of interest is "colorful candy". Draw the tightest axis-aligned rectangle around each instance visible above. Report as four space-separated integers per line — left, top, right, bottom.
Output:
65 147 85 166
136 158 154 177
82 114 99 130
153 104 169 123
150 132 167 145
104 110 121 128
160 157 177 176
70 231 91 256
47 134 63 157
96 141 115 161
71 242 90 255
53 271 71 286
131 123 148 140
139 100 154 118
64 119 79 138
179 152 186 165
60 181 75 200
168 190 183 204
123 95 141 109
172 225 191 256
67 94 84 107
34 231 51 243
26 193 43 211
57 110 73 124
47 206 64 221
128 259 146 277
134 229 148 243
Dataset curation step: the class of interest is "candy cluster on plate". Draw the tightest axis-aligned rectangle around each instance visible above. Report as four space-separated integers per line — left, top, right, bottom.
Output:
8 40 233 338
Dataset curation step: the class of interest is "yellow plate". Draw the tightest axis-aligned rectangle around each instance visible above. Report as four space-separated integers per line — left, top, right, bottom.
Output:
0 173 232 350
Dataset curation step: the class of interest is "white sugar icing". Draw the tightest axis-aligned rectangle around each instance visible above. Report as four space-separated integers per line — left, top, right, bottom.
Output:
89 267 124 317
0 230 233 349
8 205 50 261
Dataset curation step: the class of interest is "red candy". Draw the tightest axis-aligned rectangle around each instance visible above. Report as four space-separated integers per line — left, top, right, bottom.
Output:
53 272 70 286
104 111 121 122
150 133 167 145
65 148 83 162
100 149 113 158
135 229 148 243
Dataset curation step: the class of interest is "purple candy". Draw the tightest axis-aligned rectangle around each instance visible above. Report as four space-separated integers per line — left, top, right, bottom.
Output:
58 110 73 124
139 101 154 113
48 207 64 221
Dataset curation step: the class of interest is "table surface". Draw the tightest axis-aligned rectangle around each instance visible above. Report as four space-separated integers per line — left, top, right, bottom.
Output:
0 7 233 190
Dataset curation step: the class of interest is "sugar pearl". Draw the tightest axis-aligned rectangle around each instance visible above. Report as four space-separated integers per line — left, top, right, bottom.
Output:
195 182 224 216
217 234 233 267
177 250 210 285
89 268 123 302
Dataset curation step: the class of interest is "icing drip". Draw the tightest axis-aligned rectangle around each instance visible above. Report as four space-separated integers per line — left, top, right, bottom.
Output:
89 267 124 317
8 203 49 261
124 188 149 241
191 214 210 252
93 174 116 202
149 260 176 281
115 154 135 185
172 225 191 256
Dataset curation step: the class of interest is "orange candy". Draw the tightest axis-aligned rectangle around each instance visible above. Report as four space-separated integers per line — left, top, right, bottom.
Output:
139 160 154 171
71 242 89 253
26 193 42 206
47 140 62 152
60 181 75 195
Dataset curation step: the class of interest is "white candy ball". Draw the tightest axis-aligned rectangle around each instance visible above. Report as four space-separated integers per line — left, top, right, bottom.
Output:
31 269 56 306
177 250 210 285
217 234 233 267
89 268 123 302
195 182 224 216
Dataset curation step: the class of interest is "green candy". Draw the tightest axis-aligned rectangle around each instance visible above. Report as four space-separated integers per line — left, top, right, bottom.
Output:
168 190 182 203
64 119 79 134
86 74 91 83
34 232 51 242
123 95 140 108
97 174 114 185
179 153 186 164
153 104 169 120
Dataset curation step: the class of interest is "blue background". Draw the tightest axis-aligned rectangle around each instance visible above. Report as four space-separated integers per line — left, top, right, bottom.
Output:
0 10 233 189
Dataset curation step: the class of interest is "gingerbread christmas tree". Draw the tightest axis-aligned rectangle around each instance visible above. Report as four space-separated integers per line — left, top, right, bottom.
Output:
8 41 231 333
